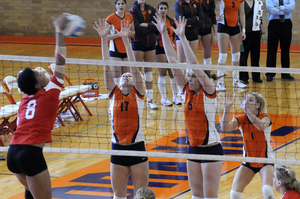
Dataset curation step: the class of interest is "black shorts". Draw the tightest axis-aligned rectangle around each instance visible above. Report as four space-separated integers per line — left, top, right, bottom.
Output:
111 141 148 167
198 27 212 36
156 46 165 55
109 50 127 59
176 33 199 42
217 23 240 36
131 44 156 52
176 28 199 42
7 145 48 176
188 143 224 163
242 162 274 174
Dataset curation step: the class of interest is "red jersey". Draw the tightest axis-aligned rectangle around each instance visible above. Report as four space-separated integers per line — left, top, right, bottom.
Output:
106 13 133 53
157 17 175 47
11 76 63 145
281 190 300 199
220 0 243 27
109 86 144 144
183 84 219 147
235 113 274 168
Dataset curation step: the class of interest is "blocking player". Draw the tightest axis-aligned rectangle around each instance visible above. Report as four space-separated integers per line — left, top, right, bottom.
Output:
220 92 275 199
153 14 223 199
94 19 148 199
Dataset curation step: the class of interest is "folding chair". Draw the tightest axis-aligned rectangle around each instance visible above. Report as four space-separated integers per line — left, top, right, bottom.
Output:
34 67 81 125
2 76 21 105
0 83 19 146
48 64 93 117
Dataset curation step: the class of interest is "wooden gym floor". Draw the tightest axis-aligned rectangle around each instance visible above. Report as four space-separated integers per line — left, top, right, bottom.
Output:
0 43 300 199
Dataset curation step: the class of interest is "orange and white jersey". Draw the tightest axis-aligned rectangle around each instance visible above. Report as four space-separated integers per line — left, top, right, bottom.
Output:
219 0 243 27
236 113 274 168
109 86 144 144
183 84 220 147
106 13 134 53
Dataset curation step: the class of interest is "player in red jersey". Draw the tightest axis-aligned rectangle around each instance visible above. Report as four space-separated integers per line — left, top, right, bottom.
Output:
221 92 275 199
216 0 247 91
94 19 147 199
153 14 223 199
155 2 183 106
274 165 300 199
6 14 67 199
105 0 135 85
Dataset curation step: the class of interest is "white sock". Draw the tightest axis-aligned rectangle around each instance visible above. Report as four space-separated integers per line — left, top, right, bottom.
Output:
113 196 126 199
204 57 212 65
230 190 242 199
113 77 120 86
146 89 154 101
158 76 167 99
192 196 204 199
232 71 239 82
170 78 179 100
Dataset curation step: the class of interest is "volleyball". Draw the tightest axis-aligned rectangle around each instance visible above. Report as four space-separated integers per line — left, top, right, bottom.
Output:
62 14 85 37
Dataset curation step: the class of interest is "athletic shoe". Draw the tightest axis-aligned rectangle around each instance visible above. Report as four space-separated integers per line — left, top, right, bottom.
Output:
177 92 185 103
161 98 173 106
233 81 247 88
173 95 183 105
147 100 158 110
216 82 226 91
0 153 5 160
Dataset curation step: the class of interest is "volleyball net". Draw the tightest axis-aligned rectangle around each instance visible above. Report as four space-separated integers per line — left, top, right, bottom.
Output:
0 54 300 165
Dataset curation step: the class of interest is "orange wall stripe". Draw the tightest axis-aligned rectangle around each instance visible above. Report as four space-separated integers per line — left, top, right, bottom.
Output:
1 35 300 52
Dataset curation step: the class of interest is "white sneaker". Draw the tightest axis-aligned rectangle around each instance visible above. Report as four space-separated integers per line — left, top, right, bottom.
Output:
173 95 183 105
161 98 173 106
233 81 247 88
216 82 226 91
147 100 159 110
177 92 185 103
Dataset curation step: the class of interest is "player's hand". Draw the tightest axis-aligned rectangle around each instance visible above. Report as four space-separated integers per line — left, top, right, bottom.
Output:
93 19 111 38
173 16 187 38
221 93 235 110
239 93 249 113
152 12 167 33
212 32 218 46
52 13 68 33
241 32 246 40
116 19 130 38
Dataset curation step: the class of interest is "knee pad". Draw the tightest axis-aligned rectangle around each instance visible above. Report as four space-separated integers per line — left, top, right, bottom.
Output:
204 58 212 65
262 185 275 199
158 76 167 86
218 53 227 64
232 52 240 62
230 190 242 199
145 72 153 82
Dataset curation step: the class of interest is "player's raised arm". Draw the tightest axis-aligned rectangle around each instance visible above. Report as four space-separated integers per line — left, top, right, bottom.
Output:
94 19 116 95
52 14 67 80
220 93 239 132
152 13 188 91
174 16 215 94
117 20 145 95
